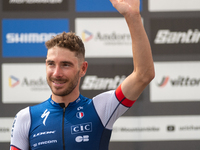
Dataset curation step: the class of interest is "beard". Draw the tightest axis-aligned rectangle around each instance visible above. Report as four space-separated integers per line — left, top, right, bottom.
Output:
47 71 80 97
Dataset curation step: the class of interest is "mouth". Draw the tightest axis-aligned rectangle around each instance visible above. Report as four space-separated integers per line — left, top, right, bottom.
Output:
51 78 67 87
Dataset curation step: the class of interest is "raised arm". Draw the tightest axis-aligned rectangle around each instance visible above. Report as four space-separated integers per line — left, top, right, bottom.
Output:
110 0 155 100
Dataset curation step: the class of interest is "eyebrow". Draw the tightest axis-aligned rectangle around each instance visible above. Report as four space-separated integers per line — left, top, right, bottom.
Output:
46 60 74 65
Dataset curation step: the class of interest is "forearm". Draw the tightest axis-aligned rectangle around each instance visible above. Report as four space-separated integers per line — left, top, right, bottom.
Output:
126 13 154 80
121 13 155 100
110 0 155 100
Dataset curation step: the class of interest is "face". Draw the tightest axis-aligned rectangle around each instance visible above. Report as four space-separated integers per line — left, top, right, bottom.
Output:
46 46 87 97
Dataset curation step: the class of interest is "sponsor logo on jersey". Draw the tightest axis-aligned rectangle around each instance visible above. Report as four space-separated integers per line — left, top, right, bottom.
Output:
75 135 89 143
81 75 126 90
76 112 84 119
33 140 57 148
11 116 17 138
33 130 56 138
71 122 92 134
77 106 83 111
41 109 50 126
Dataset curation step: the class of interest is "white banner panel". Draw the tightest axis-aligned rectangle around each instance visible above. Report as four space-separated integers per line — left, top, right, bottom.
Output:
0 118 13 142
150 61 200 102
75 18 133 58
2 63 51 103
111 116 200 141
149 0 200 12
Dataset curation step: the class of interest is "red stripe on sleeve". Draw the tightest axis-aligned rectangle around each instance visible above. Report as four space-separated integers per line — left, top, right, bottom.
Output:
10 146 21 150
115 84 136 107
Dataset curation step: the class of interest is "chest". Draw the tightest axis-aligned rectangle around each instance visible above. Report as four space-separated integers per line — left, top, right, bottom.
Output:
29 102 105 150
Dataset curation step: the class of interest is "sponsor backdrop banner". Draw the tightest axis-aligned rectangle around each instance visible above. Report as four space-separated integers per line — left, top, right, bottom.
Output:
149 0 200 12
150 61 200 102
1 0 200 150
80 62 132 98
2 19 69 57
150 18 200 56
2 63 51 103
76 0 142 12
0 118 13 142
3 0 68 12
76 18 133 58
111 115 200 141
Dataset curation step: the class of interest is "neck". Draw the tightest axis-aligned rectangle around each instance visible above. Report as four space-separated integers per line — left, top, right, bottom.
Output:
51 87 80 107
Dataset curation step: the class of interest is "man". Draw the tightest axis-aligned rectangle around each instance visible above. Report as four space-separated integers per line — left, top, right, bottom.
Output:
10 0 155 150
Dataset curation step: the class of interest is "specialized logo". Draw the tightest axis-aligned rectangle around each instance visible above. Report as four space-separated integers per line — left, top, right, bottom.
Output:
75 135 89 143
154 29 200 44
82 30 93 42
71 122 92 134
41 109 50 126
9 75 20 88
76 112 84 119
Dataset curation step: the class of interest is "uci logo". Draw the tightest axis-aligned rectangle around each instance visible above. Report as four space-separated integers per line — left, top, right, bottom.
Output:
75 135 89 143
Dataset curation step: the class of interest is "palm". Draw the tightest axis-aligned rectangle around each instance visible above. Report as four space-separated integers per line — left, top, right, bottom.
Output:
110 0 140 16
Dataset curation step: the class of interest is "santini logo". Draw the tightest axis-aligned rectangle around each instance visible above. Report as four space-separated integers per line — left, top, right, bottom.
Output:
154 29 200 44
81 75 126 90
157 76 200 87
9 75 20 88
6 32 58 43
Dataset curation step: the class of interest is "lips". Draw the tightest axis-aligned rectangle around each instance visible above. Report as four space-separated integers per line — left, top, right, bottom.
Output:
51 78 68 87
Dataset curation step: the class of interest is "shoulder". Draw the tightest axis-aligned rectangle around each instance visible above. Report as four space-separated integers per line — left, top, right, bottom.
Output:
15 107 30 121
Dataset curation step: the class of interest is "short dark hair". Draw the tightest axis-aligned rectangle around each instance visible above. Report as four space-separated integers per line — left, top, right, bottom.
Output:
45 31 85 60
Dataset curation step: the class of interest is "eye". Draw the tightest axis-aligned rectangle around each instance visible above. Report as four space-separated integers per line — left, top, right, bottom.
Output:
62 62 73 67
62 63 70 67
47 61 55 66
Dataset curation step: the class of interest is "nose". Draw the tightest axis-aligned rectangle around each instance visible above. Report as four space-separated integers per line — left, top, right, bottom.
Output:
53 66 63 77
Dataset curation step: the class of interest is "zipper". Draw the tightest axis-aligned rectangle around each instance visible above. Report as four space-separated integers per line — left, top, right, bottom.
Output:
62 107 66 150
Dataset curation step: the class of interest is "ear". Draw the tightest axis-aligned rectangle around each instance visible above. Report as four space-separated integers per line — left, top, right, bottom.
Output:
80 61 88 77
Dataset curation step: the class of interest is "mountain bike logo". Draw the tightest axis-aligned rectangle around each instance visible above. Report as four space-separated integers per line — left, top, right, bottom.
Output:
9 75 20 88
